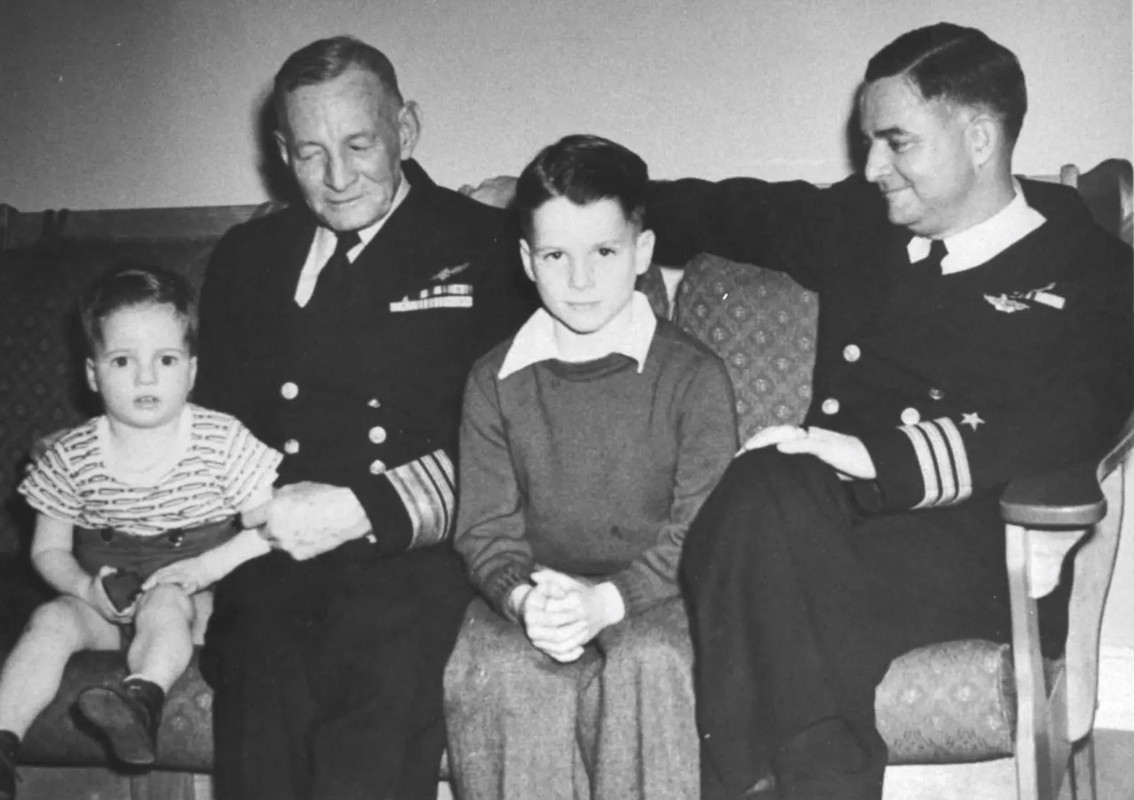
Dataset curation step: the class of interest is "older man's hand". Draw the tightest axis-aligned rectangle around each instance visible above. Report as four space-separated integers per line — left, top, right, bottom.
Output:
244 481 372 560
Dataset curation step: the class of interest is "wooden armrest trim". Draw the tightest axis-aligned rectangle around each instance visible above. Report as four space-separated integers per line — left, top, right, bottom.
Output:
1000 413 1134 527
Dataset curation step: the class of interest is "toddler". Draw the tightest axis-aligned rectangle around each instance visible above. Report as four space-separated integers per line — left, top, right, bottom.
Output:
0 264 280 797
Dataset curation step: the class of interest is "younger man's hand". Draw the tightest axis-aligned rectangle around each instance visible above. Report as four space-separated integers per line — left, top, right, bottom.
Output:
738 425 877 480
458 176 518 209
774 426 877 480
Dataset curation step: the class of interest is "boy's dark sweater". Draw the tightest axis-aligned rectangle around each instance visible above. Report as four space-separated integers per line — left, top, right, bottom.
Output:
455 318 737 618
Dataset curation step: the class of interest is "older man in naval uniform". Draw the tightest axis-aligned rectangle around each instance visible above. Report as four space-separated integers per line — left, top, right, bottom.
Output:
195 35 533 800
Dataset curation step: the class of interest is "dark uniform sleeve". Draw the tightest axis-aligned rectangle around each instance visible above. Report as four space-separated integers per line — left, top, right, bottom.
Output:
854 234 1133 512
647 174 873 292
195 227 253 421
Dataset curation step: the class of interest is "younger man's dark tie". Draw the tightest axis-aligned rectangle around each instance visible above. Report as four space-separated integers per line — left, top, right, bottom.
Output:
308 229 361 313
916 238 948 276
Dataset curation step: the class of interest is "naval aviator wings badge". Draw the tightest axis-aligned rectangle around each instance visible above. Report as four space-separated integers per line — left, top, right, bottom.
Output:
983 293 1028 313
983 282 1066 314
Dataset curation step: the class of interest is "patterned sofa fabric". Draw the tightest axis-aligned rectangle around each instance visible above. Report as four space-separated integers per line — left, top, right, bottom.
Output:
673 254 817 441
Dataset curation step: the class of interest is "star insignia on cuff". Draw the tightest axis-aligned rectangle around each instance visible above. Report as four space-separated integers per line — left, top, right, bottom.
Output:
961 412 985 431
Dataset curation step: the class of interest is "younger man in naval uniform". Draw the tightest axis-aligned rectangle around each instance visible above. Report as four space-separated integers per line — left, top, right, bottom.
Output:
646 22 1133 800
194 36 533 800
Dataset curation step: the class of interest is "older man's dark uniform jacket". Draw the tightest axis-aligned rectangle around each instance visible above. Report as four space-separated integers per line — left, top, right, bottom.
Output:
195 160 534 800
648 173 1133 800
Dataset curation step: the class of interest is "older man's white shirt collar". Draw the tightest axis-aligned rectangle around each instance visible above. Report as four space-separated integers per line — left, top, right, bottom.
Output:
906 182 1046 274
294 177 412 306
498 291 658 379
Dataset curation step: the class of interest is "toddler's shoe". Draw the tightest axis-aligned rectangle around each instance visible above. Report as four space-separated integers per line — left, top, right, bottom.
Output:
75 677 164 765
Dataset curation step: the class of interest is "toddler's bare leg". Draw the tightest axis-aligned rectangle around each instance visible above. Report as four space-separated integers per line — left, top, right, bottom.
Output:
127 584 195 692
0 596 119 736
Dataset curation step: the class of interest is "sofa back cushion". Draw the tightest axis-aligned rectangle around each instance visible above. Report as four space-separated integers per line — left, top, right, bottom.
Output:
673 254 818 443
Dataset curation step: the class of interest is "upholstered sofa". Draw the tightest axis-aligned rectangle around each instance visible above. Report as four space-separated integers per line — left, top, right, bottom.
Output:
0 160 1129 800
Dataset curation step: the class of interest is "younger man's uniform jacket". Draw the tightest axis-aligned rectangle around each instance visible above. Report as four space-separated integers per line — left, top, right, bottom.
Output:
649 173 1133 516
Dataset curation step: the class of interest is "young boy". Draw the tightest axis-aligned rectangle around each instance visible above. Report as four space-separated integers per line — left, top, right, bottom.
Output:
0 265 280 796
444 135 738 800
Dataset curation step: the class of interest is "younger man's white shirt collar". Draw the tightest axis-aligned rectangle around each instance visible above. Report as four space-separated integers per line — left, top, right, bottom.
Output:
498 291 658 379
294 177 412 306
906 181 1046 274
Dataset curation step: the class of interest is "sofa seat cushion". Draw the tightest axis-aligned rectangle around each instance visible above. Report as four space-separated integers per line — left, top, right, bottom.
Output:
878 639 1028 764
20 651 214 771
673 254 817 442
12 637 1035 771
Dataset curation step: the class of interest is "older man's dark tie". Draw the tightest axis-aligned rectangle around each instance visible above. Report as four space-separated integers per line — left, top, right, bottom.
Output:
307 229 361 313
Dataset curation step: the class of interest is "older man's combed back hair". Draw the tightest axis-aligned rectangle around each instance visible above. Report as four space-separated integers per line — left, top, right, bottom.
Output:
515 134 650 238
80 264 198 357
273 35 403 127
865 22 1027 145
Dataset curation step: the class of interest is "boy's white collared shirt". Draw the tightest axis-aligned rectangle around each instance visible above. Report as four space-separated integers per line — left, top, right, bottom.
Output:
498 291 657 379
294 177 412 306
906 181 1046 273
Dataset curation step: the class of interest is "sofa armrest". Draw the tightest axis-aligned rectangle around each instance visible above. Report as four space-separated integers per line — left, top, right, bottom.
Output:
999 415 1134 598
1000 413 1134 528
1000 461 1107 529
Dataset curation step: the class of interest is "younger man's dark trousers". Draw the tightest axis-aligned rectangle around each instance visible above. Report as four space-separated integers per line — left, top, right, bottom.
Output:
680 448 1031 800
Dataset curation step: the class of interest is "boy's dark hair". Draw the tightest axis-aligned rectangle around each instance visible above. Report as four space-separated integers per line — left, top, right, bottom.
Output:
515 134 649 238
865 22 1027 145
80 264 198 357
274 36 402 130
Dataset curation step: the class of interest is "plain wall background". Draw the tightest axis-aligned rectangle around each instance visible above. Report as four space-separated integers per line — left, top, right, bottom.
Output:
1 0 1130 210
2 1 1133 647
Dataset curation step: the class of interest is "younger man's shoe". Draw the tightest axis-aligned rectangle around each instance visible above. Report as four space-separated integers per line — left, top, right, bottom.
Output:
75 678 164 765
0 729 20 800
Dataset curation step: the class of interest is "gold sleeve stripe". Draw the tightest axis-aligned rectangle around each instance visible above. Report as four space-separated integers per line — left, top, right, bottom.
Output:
936 417 973 504
919 422 957 504
900 417 973 509
385 449 457 549
900 424 940 508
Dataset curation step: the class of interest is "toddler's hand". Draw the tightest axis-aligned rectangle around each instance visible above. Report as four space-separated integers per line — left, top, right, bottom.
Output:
240 498 272 532
142 554 222 595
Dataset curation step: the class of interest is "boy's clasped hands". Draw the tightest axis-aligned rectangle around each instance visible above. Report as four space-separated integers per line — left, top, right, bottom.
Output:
511 570 626 663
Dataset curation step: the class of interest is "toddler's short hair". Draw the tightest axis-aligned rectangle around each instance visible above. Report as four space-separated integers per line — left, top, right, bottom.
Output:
515 134 649 238
80 263 198 357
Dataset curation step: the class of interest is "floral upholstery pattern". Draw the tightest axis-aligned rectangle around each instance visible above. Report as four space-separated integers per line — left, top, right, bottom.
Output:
673 253 817 443
877 640 1019 763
